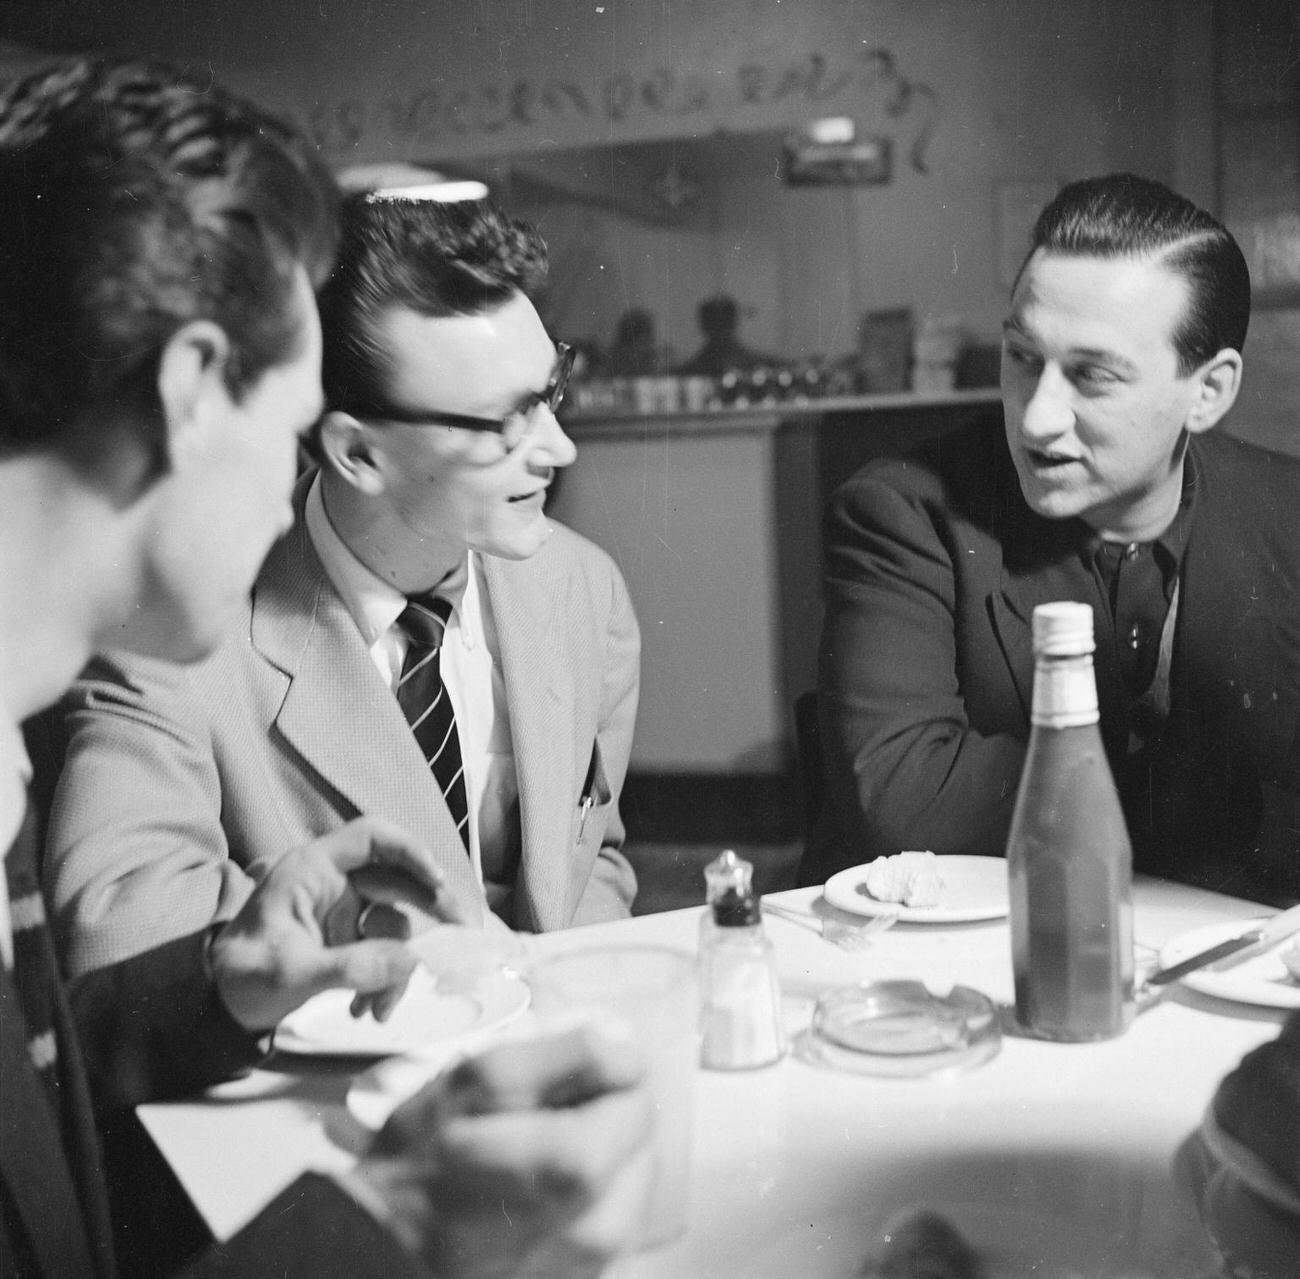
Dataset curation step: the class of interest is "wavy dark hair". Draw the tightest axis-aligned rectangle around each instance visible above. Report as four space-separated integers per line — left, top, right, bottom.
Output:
0 58 338 453
1023 173 1250 374
318 193 548 414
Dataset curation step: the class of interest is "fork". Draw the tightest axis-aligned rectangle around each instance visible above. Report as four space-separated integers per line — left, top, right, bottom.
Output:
764 900 900 951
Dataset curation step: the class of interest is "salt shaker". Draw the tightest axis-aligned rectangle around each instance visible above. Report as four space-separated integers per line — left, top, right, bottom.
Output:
698 850 785 1069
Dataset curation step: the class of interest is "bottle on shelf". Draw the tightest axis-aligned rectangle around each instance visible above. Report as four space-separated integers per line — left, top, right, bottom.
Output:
698 850 786 1069
1007 601 1134 1041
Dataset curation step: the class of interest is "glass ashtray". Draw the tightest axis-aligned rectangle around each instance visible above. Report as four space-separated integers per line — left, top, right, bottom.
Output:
806 979 1001 1077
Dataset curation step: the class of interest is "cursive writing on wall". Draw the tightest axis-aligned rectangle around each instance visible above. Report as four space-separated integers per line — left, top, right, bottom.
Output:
310 45 938 173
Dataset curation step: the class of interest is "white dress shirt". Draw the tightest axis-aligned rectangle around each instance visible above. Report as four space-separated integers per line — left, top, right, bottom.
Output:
304 476 520 911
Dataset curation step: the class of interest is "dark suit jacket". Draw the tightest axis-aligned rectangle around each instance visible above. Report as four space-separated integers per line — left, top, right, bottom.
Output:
801 422 1300 903
1 928 426 1279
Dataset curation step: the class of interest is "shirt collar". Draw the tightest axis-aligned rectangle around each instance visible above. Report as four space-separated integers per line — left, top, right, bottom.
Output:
0 715 31 843
1157 445 1199 572
1079 451 1199 577
304 473 471 643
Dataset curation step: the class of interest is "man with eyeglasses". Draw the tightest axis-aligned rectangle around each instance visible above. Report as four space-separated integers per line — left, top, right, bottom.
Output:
42 192 640 973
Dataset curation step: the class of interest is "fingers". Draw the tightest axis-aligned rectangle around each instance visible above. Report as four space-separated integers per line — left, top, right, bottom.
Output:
352 1085 655 1277
429 1087 655 1225
349 865 439 920
543 1115 657 1262
316 818 477 946
376 1024 646 1157
314 817 451 906
441 1023 645 1115
356 901 411 941
350 971 411 1023
316 938 419 1007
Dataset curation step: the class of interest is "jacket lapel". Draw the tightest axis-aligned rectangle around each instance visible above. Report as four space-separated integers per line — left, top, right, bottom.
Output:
988 504 1108 725
248 488 482 912
989 577 1037 724
486 553 578 930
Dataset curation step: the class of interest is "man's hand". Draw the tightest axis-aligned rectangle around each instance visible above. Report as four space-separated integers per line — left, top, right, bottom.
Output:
209 817 470 1032
345 1025 655 1279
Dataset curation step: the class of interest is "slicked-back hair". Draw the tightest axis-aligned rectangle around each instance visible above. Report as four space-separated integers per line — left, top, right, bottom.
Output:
1023 173 1250 375
0 58 338 453
318 193 548 414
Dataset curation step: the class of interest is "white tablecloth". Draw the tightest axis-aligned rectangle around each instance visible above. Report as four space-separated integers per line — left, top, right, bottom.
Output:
139 878 1287 1277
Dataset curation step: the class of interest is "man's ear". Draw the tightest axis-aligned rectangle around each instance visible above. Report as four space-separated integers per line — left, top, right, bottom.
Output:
1186 348 1243 435
155 320 233 471
317 410 386 495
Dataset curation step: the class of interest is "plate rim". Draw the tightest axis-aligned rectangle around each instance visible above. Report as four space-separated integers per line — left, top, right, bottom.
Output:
823 855 1010 923
1157 918 1300 1010
275 967 531 1057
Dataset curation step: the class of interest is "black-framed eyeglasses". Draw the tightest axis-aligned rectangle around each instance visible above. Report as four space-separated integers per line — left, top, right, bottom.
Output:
346 342 574 453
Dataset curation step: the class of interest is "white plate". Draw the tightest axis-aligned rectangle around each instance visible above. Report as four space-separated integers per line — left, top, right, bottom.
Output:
1156 919 1300 1010
824 856 1009 923
275 966 531 1057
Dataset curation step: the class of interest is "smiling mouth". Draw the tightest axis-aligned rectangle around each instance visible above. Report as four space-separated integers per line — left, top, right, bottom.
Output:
507 487 547 504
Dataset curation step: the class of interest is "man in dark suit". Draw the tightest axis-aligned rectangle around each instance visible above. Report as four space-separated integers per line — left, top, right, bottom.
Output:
802 173 1300 904
0 58 651 1279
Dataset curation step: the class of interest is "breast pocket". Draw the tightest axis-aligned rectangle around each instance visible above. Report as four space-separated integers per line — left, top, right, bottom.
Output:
576 742 613 847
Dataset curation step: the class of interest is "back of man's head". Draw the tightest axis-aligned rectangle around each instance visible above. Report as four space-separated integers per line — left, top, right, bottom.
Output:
0 58 338 456
319 193 548 413
1026 172 1250 373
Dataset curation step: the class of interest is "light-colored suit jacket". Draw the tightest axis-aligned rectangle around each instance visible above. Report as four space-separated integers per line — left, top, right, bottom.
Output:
44 485 640 975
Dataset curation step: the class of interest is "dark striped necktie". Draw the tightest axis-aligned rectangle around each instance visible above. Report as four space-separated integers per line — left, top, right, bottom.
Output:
397 593 470 852
4 791 118 1275
5 797 62 1106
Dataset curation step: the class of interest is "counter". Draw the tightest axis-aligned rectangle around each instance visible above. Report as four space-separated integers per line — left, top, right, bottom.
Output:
547 389 1003 841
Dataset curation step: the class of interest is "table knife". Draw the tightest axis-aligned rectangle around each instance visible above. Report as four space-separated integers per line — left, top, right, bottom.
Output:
1146 902 1300 986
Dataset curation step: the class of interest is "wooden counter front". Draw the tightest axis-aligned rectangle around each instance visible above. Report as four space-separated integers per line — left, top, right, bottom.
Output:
546 389 1003 841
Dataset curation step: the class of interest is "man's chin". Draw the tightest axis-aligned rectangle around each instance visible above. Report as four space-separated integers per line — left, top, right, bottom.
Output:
1015 474 1084 524
481 520 551 561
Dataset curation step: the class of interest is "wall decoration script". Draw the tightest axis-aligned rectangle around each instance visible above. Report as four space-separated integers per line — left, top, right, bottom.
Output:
310 46 938 174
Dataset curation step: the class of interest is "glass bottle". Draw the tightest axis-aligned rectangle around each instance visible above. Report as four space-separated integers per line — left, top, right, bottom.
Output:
698 850 785 1069
1007 601 1134 1040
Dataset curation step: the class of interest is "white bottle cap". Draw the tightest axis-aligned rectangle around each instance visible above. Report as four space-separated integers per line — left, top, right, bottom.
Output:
1031 601 1095 657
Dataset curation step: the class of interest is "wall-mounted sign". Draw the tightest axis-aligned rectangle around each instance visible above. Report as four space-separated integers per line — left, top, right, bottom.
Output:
782 134 891 186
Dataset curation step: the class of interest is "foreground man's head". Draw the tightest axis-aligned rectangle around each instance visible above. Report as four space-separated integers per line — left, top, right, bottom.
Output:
0 58 338 673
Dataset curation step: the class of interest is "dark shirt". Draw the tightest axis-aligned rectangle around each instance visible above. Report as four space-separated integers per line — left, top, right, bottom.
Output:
1086 456 1197 699
1052 455 1197 758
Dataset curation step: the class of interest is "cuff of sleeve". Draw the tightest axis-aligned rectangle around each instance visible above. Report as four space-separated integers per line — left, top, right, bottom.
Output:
159 928 269 1089
207 1173 429 1279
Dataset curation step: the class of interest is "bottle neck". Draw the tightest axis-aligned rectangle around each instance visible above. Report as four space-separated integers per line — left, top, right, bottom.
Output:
1031 652 1099 729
